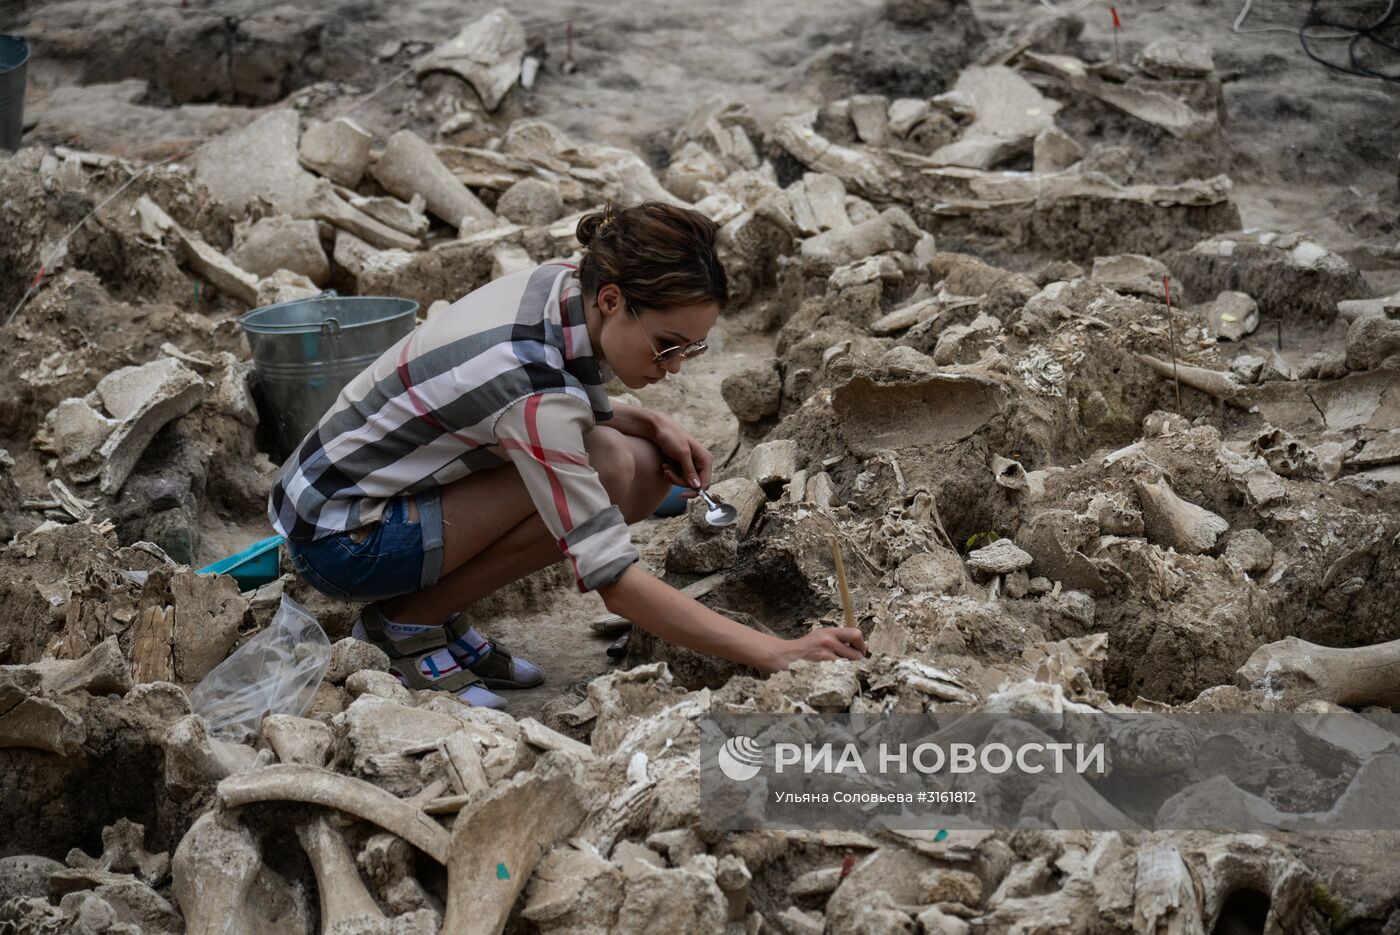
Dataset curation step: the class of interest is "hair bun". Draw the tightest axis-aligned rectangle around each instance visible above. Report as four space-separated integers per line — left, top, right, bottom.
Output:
576 205 620 247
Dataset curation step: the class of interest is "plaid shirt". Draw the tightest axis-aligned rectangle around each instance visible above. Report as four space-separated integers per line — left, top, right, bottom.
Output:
268 264 639 593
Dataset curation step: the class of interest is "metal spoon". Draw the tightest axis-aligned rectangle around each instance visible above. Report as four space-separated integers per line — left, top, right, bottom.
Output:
697 488 737 527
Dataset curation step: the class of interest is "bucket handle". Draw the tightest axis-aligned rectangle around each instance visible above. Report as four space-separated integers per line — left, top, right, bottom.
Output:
317 290 341 356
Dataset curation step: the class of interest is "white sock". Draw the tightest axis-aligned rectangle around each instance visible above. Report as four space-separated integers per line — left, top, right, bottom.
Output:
447 624 494 665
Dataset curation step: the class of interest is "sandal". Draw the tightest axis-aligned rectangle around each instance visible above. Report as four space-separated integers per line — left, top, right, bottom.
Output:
354 606 507 709
445 615 545 690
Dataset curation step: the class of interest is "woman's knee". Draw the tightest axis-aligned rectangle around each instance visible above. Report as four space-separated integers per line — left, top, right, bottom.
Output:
584 425 635 501
623 436 672 506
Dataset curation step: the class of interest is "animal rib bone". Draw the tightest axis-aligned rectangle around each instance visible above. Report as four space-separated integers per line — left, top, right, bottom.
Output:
217 764 451 864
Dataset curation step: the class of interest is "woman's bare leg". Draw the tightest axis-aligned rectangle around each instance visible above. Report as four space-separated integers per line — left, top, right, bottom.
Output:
379 427 673 625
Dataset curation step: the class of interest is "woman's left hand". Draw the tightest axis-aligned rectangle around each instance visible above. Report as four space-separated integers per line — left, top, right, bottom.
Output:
652 415 713 498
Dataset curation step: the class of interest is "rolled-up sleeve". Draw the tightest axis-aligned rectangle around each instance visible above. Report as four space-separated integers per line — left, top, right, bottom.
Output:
494 391 639 592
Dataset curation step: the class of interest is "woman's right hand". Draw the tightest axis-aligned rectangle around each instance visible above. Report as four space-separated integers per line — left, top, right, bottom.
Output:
760 627 868 673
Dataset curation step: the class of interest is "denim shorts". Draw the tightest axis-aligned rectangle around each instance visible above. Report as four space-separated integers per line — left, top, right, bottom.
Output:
287 488 445 603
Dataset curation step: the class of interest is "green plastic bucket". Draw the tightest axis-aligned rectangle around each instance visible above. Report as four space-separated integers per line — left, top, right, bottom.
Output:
239 292 418 460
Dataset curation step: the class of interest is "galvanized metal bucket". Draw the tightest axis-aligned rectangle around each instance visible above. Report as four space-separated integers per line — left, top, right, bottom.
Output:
239 292 418 460
0 34 29 154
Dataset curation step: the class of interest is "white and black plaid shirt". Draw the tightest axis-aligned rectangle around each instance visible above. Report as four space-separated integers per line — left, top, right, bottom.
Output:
269 264 639 593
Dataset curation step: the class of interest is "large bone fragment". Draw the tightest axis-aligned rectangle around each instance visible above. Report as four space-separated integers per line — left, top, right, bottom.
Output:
1023 52 1216 139
0 695 85 754
771 115 893 199
1134 476 1229 555
441 759 586 935
218 764 451 864
1133 844 1204 934
831 368 1006 456
66 818 170 885
1236 636 1400 708
171 811 263 935
374 130 496 233
32 636 132 696
297 814 386 931
414 9 526 112
305 180 422 251
1138 354 1253 409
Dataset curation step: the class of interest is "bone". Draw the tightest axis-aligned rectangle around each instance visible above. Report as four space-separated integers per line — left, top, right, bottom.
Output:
1135 475 1229 555
1236 636 1400 708
174 231 260 306
171 810 265 935
517 717 595 762
439 730 489 797
0 694 85 755
358 833 440 917
305 179 423 251
164 714 260 796
260 714 332 767
1138 354 1253 408
440 758 587 935
373 130 496 234
297 814 386 931
217 764 451 864
66 819 170 886
1132 844 1203 934
991 454 1028 490
31 637 132 697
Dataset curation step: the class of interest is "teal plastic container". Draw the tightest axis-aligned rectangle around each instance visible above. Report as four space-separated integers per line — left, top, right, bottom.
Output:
198 534 285 591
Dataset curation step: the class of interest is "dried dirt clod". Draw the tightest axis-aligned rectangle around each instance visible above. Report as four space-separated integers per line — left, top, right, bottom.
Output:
1033 126 1083 174
1222 528 1274 574
967 539 1033 575
1090 253 1169 300
326 637 392 685
721 364 781 422
1201 290 1259 342
1345 316 1400 373
230 216 330 285
496 177 564 226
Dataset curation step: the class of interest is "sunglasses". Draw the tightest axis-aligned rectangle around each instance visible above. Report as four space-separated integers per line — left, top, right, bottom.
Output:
622 295 708 365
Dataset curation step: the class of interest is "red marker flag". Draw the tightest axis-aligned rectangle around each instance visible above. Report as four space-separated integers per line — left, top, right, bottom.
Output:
1110 6 1121 28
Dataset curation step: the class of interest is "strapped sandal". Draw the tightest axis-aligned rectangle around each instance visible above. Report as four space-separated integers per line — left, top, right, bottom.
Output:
445 615 545 690
355 606 505 708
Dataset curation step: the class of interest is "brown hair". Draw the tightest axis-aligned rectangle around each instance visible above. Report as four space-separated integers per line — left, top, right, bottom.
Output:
576 202 729 311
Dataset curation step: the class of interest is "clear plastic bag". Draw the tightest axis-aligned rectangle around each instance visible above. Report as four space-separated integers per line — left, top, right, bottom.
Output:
188 594 331 741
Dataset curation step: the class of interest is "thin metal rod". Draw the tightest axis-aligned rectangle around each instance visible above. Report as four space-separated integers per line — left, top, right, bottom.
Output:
1164 275 1182 412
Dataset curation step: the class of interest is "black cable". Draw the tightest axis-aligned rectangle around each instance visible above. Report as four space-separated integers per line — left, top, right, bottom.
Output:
1300 0 1400 81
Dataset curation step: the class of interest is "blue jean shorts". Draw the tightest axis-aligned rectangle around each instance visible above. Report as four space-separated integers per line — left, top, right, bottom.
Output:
287 488 445 603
